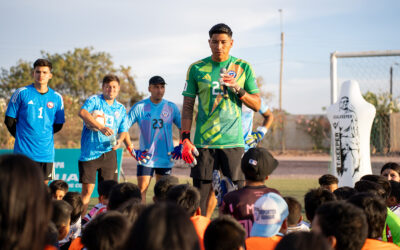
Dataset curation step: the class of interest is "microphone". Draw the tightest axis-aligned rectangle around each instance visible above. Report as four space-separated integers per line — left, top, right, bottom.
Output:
220 68 229 99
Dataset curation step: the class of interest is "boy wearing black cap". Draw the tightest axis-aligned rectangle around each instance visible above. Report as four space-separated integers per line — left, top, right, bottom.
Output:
124 76 182 203
220 147 280 237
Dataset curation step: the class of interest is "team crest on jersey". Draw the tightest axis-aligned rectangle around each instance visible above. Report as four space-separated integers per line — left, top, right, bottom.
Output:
114 111 120 119
228 70 237 78
47 102 54 109
161 111 170 118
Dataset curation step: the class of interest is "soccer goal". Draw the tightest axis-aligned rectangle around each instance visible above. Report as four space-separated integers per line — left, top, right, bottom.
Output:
330 50 400 154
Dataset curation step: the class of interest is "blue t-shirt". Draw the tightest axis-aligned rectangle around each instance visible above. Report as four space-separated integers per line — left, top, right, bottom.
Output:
79 94 128 161
127 98 181 168
242 99 269 152
6 84 65 162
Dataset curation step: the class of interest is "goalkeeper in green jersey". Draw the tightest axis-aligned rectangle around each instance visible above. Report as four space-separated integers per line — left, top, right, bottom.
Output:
181 23 261 218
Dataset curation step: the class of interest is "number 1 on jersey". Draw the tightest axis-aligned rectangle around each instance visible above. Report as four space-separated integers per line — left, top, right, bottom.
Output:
38 107 43 119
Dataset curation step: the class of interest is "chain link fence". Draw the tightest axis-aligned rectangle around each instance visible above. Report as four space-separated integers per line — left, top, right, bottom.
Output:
334 52 400 155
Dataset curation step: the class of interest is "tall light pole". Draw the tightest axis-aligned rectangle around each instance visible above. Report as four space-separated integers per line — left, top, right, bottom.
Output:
278 9 285 152
390 62 399 99
278 9 284 111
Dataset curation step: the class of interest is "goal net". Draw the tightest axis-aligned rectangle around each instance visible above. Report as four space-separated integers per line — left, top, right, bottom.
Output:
330 50 400 154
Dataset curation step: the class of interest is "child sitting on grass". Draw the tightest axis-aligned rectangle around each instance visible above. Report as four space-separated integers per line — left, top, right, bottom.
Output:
284 196 310 233
51 200 72 246
49 180 69 200
82 180 117 226
59 192 83 249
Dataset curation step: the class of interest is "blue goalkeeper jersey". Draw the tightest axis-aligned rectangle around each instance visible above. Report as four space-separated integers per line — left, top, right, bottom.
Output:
79 94 128 161
127 98 181 168
242 99 269 152
5 84 65 162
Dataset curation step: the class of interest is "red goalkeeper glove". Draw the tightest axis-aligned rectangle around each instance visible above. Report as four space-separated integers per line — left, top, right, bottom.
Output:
181 131 199 167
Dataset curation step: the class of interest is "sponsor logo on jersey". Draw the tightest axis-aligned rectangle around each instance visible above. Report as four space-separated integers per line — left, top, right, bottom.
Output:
114 111 120 119
145 113 151 119
47 102 54 109
202 74 211 81
28 100 34 105
228 70 237 78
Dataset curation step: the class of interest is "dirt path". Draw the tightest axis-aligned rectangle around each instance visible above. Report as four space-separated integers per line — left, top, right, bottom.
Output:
120 155 398 179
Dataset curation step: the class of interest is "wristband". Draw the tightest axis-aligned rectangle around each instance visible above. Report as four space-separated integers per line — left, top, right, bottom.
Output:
182 130 190 141
237 88 246 99
257 126 268 135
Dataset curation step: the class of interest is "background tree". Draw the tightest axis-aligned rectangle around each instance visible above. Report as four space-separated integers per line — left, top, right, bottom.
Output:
0 47 144 148
256 76 274 104
363 91 400 154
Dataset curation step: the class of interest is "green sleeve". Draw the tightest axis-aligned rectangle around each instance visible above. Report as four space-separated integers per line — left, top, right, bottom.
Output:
383 208 400 246
243 63 259 94
182 64 198 98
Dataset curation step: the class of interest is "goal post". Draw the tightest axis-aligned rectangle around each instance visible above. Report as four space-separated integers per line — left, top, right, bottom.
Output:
330 50 400 154
330 50 400 103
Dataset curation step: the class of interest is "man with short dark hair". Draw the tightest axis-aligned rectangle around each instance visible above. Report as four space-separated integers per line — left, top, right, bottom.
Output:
319 174 339 192
348 193 400 249
304 188 336 223
167 184 211 250
181 23 261 217
107 182 141 210
360 175 391 199
220 147 279 236
5 58 65 184
333 186 356 200
78 74 129 215
52 200 73 242
284 196 310 233
312 201 368 250
81 211 129 250
356 178 400 246
124 75 182 203
153 175 179 202
204 215 246 250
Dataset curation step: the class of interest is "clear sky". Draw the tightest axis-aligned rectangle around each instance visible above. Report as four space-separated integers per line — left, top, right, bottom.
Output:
1 0 399 114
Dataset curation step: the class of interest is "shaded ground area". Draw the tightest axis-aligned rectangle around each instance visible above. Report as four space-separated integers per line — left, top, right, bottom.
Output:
120 154 400 179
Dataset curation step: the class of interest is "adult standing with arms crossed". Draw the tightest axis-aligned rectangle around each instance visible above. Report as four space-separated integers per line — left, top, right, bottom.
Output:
78 74 128 215
181 23 261 217
124 76 182 203
4 59 65 184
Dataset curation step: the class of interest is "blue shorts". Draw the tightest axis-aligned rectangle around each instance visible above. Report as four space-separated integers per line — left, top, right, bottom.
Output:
137 165 172 177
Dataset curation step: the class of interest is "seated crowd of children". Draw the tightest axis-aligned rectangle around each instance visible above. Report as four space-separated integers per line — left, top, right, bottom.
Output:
2 152 400 250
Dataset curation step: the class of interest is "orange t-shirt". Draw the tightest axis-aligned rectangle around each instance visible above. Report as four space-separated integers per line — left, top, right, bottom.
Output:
246 235 282 250
362 238 400 250
44 245 57 250
191 215 211 250
68 237 84 250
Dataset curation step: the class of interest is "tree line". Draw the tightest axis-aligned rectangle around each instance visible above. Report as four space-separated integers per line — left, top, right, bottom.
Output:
0 47 144 149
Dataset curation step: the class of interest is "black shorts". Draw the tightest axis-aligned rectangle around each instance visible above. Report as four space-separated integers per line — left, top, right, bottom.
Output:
34 161 54 181
190 147 245 181
79 150 117 184
137 165 172 177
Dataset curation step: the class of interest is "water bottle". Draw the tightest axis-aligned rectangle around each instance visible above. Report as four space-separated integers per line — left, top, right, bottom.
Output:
109 135 117 147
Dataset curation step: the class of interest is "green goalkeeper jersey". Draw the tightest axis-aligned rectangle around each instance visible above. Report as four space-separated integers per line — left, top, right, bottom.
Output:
182 55 259 148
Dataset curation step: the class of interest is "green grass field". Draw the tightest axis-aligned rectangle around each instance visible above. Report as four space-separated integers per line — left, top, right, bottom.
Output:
88 176 319 220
